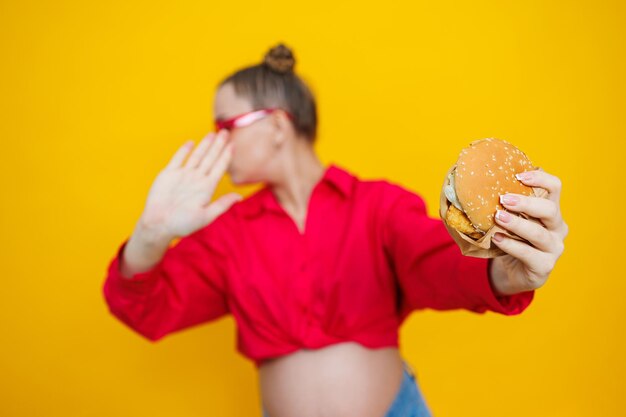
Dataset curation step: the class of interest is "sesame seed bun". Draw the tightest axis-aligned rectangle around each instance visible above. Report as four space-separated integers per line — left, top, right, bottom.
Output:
452 137 535 234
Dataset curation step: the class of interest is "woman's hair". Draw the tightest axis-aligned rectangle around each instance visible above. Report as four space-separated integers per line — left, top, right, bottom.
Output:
217 43 318 143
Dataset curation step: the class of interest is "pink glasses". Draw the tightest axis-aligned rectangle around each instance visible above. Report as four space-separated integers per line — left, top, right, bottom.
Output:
214 107 296 132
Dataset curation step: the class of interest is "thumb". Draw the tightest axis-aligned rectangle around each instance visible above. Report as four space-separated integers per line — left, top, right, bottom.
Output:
204 192 244 223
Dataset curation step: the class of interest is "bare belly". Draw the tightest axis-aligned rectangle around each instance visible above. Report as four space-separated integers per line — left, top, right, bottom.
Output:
258 342 405 417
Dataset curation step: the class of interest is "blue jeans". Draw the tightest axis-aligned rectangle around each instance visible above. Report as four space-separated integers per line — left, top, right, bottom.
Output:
261 360 433 417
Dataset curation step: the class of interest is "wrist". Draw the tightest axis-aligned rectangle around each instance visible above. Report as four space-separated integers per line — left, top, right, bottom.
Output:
135 215 175 247
488 257 518 296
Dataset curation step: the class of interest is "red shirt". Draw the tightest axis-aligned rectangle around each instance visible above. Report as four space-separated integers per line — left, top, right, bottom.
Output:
103 163 535 368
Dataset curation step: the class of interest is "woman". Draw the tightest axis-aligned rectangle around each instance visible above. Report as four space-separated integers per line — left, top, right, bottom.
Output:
103 43 568 417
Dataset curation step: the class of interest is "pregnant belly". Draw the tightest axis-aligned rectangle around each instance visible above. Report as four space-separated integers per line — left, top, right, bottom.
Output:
258 342 405 417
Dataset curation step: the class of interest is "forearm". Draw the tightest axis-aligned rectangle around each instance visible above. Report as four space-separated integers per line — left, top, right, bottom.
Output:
119 217 174 279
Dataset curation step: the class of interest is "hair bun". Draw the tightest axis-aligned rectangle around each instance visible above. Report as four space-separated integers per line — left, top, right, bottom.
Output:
263 43 296 74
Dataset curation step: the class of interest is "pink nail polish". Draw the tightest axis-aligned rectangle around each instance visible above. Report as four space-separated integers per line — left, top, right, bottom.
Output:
500 194 519 205
496 210 510 222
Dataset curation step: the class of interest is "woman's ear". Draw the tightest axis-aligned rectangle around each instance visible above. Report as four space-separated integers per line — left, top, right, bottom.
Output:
270 110 293 146
271 109 293 133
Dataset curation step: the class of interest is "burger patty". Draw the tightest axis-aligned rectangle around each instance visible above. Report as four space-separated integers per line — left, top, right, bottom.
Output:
445 203 484 239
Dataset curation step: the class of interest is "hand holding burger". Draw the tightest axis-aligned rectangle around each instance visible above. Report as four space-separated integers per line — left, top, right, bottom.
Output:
441 138 569 295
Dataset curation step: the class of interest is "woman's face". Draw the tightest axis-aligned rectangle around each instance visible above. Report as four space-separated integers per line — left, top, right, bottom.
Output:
213 83 284 185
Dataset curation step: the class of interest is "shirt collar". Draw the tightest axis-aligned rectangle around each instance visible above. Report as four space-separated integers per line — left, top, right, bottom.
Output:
238 163 355 218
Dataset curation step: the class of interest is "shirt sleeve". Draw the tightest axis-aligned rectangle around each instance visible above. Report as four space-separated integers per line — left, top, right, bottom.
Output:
102 220 230 341
382 183 535 323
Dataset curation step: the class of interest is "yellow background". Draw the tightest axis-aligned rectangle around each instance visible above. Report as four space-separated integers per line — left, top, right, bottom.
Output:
1 1 623 416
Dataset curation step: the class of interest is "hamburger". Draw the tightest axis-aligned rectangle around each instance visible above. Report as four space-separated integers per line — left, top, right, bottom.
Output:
443 138 536 241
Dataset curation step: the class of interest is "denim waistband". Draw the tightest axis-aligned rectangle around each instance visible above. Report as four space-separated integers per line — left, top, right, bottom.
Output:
402 360 416 379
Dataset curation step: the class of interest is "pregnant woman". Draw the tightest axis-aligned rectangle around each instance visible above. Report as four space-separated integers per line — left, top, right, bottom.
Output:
102 43 568 417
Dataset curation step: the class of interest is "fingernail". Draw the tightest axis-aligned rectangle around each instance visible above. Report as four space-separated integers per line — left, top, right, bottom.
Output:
499 194 519 205
492 232 504 242
515 171 533 181
495 209 511 222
